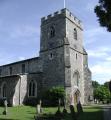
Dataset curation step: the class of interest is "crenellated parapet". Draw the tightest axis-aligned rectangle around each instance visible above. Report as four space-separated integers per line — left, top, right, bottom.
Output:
41 8 82 28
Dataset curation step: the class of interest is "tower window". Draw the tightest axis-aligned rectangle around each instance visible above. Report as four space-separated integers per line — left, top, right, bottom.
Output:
50 26 55 38
49 53 54 60
22 64 25 73
74 28 77 40
9 67 12 75
73 71 80 87
28 80 37 97
76 53 77 60
50 53 53 58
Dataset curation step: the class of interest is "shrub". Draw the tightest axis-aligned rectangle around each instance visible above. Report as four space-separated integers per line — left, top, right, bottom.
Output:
25 97 38 106
42 86 65 106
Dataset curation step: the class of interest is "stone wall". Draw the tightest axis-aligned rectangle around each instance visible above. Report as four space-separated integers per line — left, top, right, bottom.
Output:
0 75 20 106
40 8 67 90
19 75 28 105
0 57 42 77
20 73 43 105
83 50 93 104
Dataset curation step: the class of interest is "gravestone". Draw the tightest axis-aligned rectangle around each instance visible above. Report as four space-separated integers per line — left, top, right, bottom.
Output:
63 98 67 114
70 105 76 120
77 101 83 115
3 99 8 115
39 100 42 113
37 104 41 114
36 100 42 114
55 99 62 118
58 99 61 111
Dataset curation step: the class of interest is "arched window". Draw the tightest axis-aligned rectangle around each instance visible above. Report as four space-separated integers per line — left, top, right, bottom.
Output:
2 83 7 98
74 28 77 40
73 71 80 86
50 26 55 38
28 80 37 97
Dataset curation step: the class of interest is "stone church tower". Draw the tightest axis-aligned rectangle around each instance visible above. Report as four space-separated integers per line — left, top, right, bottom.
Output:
0 8 93 106
40 8 93 105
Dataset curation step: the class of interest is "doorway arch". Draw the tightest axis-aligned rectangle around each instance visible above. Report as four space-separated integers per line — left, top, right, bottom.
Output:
74 89 80 105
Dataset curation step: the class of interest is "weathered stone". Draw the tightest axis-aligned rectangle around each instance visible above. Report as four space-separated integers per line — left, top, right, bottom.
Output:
0 8 93 106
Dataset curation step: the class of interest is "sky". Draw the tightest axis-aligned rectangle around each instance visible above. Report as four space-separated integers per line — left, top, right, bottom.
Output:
0 0 111 84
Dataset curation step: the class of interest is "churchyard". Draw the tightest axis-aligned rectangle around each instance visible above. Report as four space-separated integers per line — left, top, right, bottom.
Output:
0 105 103 120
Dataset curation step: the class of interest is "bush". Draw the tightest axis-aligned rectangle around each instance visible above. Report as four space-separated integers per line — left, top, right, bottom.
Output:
25 97 38 106
0 98 9 106
0 98 5 106
42 86 65 106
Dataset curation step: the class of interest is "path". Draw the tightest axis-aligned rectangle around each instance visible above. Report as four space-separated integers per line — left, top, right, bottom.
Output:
103 104 111 120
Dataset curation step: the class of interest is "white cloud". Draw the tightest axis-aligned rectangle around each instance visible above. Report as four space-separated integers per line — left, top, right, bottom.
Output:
86 3 95 12
18 57 25 61
88 50 107 58
85 0 99 12
87 46 111 58
90 60 111 84
88 46 111 84
92 75 111 84
10 25 39 39
91 64 111 74
84 27 106 44
106 57 111 61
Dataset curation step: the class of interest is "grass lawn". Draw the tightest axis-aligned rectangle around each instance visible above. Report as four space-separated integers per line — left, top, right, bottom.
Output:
78 106 104 120
0 105 104 120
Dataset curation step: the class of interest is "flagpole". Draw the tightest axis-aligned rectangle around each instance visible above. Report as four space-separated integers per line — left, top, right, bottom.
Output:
64 0 66 8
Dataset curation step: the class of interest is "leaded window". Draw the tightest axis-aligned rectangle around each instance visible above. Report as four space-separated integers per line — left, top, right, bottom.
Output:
28 80 37 97
50 26 55 38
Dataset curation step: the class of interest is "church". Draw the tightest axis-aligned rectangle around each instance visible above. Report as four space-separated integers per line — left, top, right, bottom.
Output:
0 8 93 106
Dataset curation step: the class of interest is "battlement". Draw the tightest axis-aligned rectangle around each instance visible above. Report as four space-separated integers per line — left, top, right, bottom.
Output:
41 8 82 28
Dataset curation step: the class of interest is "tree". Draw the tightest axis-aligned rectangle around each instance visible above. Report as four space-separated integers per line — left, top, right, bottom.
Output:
109 81 111 93
92 81 100 88
94 85 110 102
104 81 109 89
42 86 65 106
94 0 111 31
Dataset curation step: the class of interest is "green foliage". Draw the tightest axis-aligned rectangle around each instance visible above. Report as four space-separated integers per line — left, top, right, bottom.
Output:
42 86 65 106
104 81 109 89
92 81 100 89
109 81 111 93
94 85 110 102
25 98 38 106
0 106 104 120
94 0 111 31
